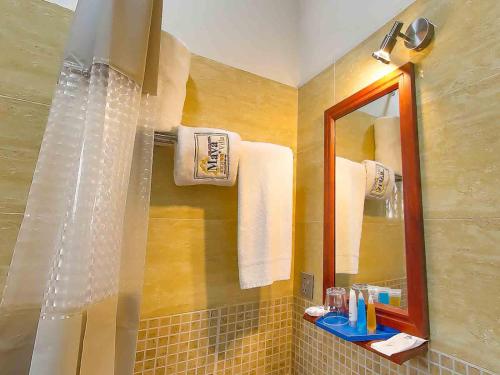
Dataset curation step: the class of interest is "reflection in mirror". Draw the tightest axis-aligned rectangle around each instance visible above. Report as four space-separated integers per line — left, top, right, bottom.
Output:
335 90 407 309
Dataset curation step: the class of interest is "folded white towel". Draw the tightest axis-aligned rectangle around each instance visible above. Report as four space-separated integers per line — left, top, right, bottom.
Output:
374 116 402 176
238 141 293 289
362 160 395 200
335 157 366 274
156 32 191 132
174 125 241 186
371 333 427 356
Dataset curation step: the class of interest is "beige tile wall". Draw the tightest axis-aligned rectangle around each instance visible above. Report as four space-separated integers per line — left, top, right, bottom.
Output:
0 0 298 317
135 295 498 375
293 0 500 372
0 2 298 374
0 0 72 287
135 296 293 375
143 53 298 318
293 296 496 375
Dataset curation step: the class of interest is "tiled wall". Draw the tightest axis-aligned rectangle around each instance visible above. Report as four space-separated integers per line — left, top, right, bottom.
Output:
0 0 72 289
294 0 500 371
133 294 500 375
143 52 298 317
0 0 298 315
292 297 497 375
134 296 293 375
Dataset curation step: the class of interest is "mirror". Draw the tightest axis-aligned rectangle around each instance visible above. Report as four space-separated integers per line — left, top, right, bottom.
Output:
323 63 429 338
335 90 407 310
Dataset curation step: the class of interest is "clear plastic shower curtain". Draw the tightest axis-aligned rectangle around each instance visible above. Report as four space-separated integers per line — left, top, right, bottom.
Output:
0 64 155 374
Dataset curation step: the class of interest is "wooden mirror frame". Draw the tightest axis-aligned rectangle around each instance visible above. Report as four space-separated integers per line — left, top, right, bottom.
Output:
323 62 429 339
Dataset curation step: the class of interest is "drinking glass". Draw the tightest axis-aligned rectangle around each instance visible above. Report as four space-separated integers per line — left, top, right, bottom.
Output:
351 283 369 302
325 287 347 316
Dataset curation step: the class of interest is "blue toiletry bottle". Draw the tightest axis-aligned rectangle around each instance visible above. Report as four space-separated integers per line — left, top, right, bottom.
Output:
378 288 390 304
357 293 367 334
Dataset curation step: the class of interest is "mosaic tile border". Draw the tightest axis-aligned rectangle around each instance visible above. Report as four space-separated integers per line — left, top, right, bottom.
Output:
133 294 496 375
292 296 498 375
134 296 293 375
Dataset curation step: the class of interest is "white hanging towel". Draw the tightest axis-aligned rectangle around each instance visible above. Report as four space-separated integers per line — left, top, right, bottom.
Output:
374 116 402 176
155 32 191 132
238 141 293 289
174 125 242 186
335 157 366 274
362 160 395 200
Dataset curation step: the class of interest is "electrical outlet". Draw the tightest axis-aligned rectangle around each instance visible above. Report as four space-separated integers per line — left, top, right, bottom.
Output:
300 272 314 299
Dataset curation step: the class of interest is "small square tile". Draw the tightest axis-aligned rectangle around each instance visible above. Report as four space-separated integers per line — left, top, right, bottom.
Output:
440 354 453 369
454 360 467 374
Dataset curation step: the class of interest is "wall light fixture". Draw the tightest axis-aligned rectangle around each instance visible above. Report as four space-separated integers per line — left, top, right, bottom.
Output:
372 18 435 64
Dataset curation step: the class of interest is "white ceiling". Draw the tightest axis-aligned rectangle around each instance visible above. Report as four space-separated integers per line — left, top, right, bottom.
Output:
298 0 415 86
45 0 414 87
162 0 300 87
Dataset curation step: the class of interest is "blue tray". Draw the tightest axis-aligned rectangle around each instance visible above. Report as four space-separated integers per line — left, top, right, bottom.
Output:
315 313 400 342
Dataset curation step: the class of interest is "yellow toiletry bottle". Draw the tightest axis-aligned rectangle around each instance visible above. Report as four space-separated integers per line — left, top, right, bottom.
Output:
367 294 377 334
389 289 402 307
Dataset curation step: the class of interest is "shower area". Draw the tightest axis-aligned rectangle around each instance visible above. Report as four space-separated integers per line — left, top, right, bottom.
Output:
0 1 296 374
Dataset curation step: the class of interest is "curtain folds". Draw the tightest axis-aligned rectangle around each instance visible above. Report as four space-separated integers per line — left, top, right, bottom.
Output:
0 1 160 374
0 62 155 375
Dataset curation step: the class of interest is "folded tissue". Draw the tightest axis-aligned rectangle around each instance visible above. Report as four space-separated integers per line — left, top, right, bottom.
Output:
371 333 427 356
305 306 326 317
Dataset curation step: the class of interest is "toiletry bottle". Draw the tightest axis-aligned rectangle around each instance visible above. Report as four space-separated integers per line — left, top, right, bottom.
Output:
348 289 357 328
367 285 379 302
367 294 377 334
389 289 402 307
357 292 367 334
378 287 390 304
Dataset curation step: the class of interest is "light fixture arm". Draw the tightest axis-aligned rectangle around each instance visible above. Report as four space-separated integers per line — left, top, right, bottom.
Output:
387 21 419 44
397 32 412 43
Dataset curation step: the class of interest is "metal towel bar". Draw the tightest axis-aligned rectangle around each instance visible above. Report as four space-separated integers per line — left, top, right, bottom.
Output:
154 131 177 145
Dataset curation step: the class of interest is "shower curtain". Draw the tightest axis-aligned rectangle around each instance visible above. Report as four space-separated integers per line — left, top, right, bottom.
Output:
0 0 161 374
